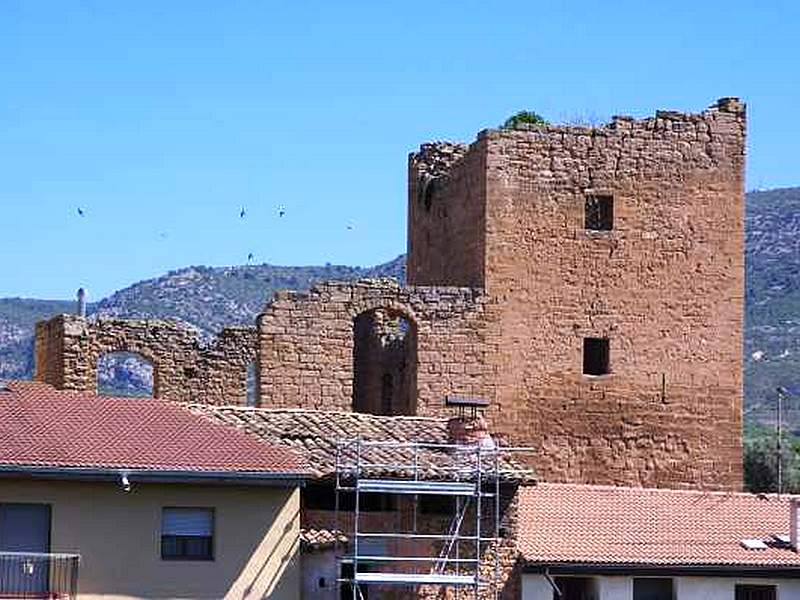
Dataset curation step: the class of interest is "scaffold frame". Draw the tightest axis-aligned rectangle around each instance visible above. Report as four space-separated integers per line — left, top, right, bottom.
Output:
334 438 535 599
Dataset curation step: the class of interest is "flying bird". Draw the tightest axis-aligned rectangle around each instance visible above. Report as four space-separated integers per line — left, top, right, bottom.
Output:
278 206 285 218
240 207 246 219
76 207 84 217
247 252 254 262
347 220 355 231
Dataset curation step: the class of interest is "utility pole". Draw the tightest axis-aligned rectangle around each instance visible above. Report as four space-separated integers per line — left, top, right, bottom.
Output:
777 387 787 496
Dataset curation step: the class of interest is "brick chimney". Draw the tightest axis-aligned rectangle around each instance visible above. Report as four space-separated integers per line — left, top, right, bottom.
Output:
444 395 495 449
447 415 495 450
791 498 800 552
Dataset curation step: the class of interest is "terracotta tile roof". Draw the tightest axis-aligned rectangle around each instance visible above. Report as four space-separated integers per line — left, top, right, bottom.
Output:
518 483 800 569
300 528 348 551
188 405 535 483
0 381 306 477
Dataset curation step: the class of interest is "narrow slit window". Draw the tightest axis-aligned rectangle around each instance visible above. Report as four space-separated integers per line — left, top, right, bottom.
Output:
585 195 613 231
583 338 610 376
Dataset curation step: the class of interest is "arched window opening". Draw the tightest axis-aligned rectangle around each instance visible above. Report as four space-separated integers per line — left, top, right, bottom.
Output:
97 351 154 397
353 309 417 416
246 361 258 407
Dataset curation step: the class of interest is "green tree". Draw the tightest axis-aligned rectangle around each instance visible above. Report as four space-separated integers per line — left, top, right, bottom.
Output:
743 425 800 493
501 111 547 129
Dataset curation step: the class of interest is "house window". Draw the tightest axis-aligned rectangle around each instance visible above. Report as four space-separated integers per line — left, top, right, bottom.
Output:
736 585 777 600
583 338 610 376
161 507 214 561
585 195 613 231
632 578 673 600
553 576 596 600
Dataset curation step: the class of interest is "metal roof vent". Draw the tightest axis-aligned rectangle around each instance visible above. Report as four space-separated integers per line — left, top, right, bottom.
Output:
445 395 489 419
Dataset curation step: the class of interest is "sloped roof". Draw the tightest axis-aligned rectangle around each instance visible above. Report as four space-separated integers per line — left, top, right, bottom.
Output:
518 483 800 570
300 528 348 551
188 405 535 483
0 381 306 479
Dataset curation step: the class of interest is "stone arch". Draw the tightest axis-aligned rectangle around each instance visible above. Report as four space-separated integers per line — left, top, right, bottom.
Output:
349 297 421 327
351 305 418 416
95 350 158 397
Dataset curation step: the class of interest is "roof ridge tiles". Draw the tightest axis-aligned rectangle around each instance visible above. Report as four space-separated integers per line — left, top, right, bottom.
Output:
536 482 793 501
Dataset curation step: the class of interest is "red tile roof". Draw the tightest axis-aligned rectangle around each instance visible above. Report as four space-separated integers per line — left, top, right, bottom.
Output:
188 404 535 483
518 484 800 569
0 381 306 478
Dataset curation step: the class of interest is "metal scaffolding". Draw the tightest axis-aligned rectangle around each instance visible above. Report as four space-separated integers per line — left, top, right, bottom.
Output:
334 438 533 599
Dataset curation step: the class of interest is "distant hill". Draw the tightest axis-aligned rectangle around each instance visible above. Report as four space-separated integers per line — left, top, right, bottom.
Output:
745 187 800 427
3 187 800 429
0 255 405 387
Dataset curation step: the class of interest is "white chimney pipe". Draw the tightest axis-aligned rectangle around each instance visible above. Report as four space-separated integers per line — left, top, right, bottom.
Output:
790 498 800 552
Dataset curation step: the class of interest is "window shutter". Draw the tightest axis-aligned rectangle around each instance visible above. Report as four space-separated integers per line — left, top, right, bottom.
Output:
162 508 212 537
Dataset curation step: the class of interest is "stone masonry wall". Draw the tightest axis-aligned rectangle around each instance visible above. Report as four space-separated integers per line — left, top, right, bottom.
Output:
257 279 495 416
408 98 746 490
408 141 486 288
35 315 256 405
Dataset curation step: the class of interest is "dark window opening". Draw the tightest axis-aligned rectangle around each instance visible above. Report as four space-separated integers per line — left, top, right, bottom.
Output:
183 366 198 379
303 485 395 512
736 585 777 600
585 195 613 231
420 177 436 212
353 309 417 416
583 337 610 376
419 494 455 515
246 361 257 407
161 507 214 561
97 351 154 397
633 578 673 600
339 562 368 600
553 577 596 600
0 503 51 553
380 373 394 415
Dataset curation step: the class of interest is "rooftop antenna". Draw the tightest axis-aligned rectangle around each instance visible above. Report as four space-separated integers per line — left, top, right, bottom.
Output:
76 288 87 317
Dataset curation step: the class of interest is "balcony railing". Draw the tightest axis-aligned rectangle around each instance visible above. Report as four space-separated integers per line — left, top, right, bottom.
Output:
0 552 79 599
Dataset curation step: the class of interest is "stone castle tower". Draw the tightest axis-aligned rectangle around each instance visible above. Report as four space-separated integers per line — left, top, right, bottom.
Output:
34 98 746 490
408 97 746 488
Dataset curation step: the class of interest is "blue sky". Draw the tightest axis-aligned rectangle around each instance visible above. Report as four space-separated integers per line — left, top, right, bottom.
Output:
1 1 798 299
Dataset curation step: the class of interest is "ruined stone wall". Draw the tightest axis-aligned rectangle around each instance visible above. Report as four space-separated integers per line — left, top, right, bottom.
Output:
408 99 746 490
257 279 495 416
408 142 487 288
34 314 257 405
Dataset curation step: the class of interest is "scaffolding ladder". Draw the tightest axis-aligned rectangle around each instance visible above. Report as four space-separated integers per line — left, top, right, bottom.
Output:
335 439 508 599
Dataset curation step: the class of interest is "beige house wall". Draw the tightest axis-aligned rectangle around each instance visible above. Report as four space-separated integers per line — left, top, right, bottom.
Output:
0 479 300 600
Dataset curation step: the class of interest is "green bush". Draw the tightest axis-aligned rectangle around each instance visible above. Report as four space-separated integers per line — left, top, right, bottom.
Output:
501 110 548 129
